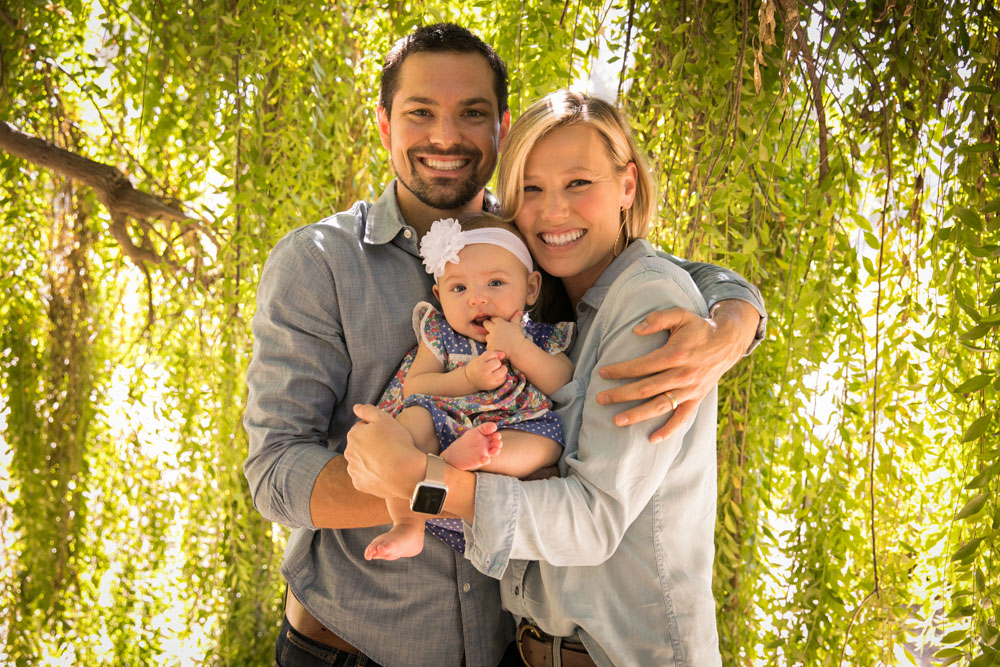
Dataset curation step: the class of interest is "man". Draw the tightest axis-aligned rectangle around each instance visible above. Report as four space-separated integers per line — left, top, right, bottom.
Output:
244 23 765 667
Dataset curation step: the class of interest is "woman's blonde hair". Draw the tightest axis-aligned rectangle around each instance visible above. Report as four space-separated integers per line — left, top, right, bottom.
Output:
497 90 657 241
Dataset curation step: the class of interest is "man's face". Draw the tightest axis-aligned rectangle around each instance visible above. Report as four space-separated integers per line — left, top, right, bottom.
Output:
378 51 510 213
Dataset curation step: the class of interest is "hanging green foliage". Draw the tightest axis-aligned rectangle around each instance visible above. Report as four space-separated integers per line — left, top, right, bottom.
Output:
1 1 997 665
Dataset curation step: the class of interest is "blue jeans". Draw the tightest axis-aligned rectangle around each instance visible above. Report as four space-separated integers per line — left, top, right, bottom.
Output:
274 616 381 667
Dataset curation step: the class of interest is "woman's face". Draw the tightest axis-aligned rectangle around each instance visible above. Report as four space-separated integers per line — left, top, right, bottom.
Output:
515 124 636 303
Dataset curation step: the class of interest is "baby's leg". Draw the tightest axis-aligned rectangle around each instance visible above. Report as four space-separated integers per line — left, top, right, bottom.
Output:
395 406 443 455
364 406 439 561
364 496 427 561
477 430 562 478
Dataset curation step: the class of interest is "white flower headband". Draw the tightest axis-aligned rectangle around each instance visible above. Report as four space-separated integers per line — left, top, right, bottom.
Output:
419 218 534 279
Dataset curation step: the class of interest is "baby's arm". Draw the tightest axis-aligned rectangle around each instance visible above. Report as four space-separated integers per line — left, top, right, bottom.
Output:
403 341 507 398
484 315 574 396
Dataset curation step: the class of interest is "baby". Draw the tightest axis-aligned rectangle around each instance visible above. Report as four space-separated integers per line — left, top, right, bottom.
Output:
366 214 574 560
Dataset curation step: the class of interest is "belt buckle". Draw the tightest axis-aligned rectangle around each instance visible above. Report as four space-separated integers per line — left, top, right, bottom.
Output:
517 621 544 666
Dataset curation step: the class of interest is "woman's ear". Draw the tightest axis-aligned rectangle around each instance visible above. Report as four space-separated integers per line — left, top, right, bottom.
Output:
525 270 543 306
432 283 440 302
620 161 638 210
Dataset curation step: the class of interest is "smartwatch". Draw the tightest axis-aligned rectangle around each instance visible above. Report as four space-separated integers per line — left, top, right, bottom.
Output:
410 453 448 515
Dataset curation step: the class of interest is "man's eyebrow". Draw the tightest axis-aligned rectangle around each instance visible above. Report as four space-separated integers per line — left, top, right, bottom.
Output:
400 96 493 107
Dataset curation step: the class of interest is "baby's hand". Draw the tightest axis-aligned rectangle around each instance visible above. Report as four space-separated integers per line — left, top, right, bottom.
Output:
484 312 527 360
464 350 508 391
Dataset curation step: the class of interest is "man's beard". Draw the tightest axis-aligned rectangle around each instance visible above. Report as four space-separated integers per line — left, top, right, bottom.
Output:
395 145 495 210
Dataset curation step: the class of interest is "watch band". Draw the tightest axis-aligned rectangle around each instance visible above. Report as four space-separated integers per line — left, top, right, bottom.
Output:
425 453 445 484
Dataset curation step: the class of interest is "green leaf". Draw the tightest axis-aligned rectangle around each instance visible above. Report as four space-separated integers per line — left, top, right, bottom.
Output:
966 462 999 489
968 652 997 667
955 492 989 520
952 537 984 561
934 648 963 659
954 374 993 393
958 142 996 154
956 207 984 231
963 414 993 442
940 629 967 644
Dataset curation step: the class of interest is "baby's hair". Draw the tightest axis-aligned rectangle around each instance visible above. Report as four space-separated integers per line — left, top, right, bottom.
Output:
455 212 529 245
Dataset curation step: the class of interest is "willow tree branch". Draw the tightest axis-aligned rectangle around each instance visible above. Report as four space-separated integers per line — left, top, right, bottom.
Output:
616 0 635 103
0 121 190 223
0 120 205 279
793 23 830 184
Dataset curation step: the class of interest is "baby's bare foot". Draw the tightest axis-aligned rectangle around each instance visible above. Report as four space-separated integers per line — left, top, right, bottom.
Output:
441 423 503 471
365 523 426 561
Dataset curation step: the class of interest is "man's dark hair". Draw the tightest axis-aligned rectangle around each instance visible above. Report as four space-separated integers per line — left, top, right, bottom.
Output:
379 23 509 117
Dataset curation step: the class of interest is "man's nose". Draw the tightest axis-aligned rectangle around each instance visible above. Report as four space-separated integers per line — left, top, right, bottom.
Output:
429 115 460 148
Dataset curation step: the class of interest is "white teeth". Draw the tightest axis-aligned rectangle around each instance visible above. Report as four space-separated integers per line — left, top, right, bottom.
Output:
423 158 468 170
541 229 585 246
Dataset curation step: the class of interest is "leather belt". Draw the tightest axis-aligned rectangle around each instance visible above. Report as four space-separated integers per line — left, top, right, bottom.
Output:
517 620 596 667
285 588 360 655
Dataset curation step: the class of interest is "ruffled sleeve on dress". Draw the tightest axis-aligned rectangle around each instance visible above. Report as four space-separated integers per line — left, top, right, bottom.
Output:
411 301 450 366
522 318 575 355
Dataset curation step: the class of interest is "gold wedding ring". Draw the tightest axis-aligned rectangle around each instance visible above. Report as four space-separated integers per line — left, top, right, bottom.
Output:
664 391 678 411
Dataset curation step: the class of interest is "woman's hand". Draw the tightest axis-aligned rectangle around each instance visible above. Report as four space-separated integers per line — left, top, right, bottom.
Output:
344 404 425 500
595 301 760 442
464 350 508 391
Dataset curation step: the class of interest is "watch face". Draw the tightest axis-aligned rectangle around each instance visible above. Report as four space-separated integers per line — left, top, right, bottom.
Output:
410 483 447 515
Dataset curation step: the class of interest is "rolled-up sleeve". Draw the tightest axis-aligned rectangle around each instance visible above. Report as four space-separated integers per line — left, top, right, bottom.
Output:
664 252 767 353
243 232 349 530
466 267 706 577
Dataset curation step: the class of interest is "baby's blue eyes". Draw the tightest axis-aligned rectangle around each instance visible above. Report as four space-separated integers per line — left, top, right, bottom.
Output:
448 280 504 292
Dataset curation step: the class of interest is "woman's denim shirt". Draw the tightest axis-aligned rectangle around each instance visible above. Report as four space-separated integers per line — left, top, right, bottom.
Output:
466 240 722 666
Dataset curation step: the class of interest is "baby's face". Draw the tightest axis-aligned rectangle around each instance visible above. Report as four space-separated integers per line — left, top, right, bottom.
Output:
433 243 541 342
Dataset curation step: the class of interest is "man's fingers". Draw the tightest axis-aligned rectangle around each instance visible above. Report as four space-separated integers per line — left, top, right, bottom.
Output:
352 403 380 423
599 348 674 381
648 402 696 443
609 388 683 428
596 371 679 405
633 307 691 335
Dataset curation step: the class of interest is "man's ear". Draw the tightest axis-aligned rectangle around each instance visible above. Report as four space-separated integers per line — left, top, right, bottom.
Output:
525 270 542 307
498 109 512 151
377 106 392 151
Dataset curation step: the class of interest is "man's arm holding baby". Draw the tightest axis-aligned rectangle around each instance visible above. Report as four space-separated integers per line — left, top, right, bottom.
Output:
599 253 766 442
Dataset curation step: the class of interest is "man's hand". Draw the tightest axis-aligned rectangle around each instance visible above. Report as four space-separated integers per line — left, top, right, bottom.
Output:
464 350 508 391
344 404 425 500
484 312 527 361
596 301 760 443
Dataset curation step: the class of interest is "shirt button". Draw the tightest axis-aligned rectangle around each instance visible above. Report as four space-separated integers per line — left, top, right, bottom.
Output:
463 583 471 593
403 229 413 239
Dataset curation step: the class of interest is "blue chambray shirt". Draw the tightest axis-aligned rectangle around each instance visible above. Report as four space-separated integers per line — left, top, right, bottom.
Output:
244 183 762 666
466 241 723 666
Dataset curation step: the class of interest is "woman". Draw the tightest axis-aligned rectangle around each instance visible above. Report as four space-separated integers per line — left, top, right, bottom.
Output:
346 90 721 666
